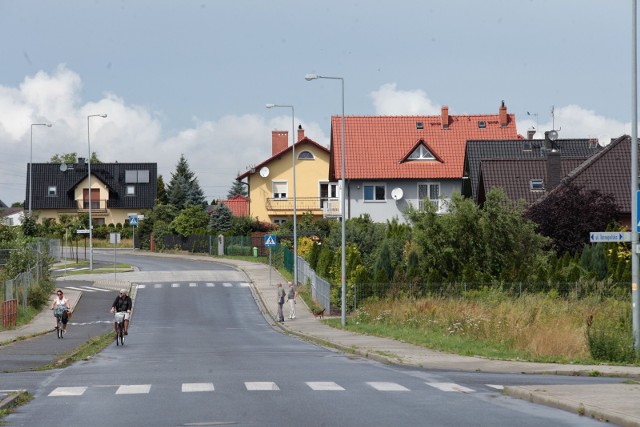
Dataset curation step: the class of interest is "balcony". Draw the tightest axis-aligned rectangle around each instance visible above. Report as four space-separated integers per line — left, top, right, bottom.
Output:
75 199 109 215
406 198 450 214
265 197 341 217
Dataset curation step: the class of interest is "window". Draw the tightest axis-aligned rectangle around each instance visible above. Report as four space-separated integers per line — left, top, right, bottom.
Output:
272 181 288 199
530 179 544 191
418 183 440 210
48 186 57 196
320 182 338 209
523 140 532 151
127 185 136 195
298 150 315 160
408 145 435 161
273 217 287 225
125 170 150 183
364 184 386 202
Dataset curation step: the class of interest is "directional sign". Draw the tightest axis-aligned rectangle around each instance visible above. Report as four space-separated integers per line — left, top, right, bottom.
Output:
129 217 139 226
264 234 277 246
590 232 631 243
76 229 90 234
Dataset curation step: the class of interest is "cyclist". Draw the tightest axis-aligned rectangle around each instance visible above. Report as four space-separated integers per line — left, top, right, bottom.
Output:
51 289 71 334
110 288 132 338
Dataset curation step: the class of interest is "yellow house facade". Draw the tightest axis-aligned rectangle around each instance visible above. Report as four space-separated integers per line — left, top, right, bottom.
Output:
238 129 339 224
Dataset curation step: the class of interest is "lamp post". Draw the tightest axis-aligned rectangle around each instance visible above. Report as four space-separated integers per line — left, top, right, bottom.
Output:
305 73 346 327
87 114 107 271
266 104 298 288
29 123 52 216
631 0 639 351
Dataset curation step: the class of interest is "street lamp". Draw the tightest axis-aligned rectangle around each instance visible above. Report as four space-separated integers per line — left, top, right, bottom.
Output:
305 73 347 327
29 123 52 216
87 114 107 271
265 104 298 288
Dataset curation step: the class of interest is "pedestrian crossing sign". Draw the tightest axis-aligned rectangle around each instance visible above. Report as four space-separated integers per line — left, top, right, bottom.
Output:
265 234 277 246
129 217 139 226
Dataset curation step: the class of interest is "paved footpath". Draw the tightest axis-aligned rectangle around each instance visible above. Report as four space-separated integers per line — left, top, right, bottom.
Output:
2 252 640 426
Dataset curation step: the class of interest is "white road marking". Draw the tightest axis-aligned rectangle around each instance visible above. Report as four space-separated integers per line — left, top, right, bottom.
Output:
182 383 215 392
154 284 162 288
116 384 151 395
172 283 180 288
49 387 87 397
137 284 146 289
189 282 197 287
65 286 94 292
426 382 475 393
306 382 345 391
239 283 250 287
222 283 232 287
366 382 409 391
206 283 215 287
245 382 279 391
486 384 504 390
82 286 110 292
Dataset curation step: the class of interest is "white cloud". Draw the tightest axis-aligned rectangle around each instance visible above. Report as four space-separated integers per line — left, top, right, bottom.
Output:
0 66 329 205
370 83 441 115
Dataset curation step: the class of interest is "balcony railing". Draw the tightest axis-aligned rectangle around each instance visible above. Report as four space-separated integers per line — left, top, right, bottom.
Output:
406 198 450 214
75 199 109 213
265 197 340 214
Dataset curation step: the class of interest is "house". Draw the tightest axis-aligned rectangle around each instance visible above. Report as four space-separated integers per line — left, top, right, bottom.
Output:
221 194 249 217
237 126 335 224
26 159 157 225
328 102 518 223
464 132 602 204
1 207 24 226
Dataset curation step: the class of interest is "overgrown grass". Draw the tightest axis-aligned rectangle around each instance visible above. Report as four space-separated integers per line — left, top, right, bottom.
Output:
37 331 115 370
329 289 638 364
0 391 33 422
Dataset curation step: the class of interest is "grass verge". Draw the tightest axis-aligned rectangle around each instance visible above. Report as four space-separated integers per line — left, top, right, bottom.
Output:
0 391 33 423
36 332 115 370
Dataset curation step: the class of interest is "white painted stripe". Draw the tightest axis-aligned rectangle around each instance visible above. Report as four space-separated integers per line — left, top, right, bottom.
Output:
182 383 214 392
49 387 87 397
239 283 250 287
223 283 232 287
245 382 279 391
82 286 110 292
486 384 504 390
189 282 197 287
306 382 345 391
65 286 94 292
154 284 162 288
116 384 151 395
367 382 409 391
137 284 146 289
206 283 215 287
172 283 180 288
427 382 475 393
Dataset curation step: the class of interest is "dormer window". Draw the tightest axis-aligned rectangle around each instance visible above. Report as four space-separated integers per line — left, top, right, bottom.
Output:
530 179 544 191
408 144 435 161
298 150 315 160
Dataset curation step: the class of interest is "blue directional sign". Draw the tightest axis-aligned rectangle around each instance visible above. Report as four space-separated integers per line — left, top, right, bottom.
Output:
264 234 277 246
590 232 630 243
129 217 138 226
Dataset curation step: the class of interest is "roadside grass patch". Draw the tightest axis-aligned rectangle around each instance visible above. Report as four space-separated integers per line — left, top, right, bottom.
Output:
0 391 33 423
37 332 114 370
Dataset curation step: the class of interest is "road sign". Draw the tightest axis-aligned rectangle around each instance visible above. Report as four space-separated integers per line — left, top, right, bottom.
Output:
590 232 631 243
110 232 121 244
129 217 139 226
77 229 90 234
264 234 277 246
637 191 640 232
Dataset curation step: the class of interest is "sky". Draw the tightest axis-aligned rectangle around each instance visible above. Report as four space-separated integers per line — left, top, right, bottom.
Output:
0 0 635 206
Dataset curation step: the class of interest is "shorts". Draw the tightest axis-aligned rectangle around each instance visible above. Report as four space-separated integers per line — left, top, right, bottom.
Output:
115 312 130 321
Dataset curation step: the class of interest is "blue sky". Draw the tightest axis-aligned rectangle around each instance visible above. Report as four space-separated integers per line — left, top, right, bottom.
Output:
0 0 634 205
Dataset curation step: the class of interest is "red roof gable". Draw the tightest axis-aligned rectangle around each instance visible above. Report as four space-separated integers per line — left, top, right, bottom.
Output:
329 111 518 180
220 194 249 217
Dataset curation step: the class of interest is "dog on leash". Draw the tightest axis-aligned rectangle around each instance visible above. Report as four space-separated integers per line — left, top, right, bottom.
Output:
312 308 325 320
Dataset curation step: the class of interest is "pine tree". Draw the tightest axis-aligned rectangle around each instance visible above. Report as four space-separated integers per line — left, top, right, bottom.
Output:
157 175 168 204
209 203 233 234
167 155 206 210
227 178 247 199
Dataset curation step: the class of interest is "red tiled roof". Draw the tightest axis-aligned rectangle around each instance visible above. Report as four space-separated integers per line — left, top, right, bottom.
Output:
222 194 249 217
329 113 518 180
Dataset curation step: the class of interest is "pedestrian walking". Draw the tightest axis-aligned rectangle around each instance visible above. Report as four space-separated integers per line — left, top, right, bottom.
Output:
287 281 297 319
276 283 285 322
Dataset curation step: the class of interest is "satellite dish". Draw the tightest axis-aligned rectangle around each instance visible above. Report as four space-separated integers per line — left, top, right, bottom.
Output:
548 130 559 141
59 163 68 172
391 188 404 200
259 166 270 178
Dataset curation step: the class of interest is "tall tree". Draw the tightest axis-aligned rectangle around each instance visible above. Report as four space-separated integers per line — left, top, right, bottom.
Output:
49 152 101 164
227 178 247 199
167 155 206 210
209 203 233 234
157 175 168 204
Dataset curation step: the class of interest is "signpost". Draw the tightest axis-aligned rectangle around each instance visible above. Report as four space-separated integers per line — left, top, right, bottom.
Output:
110 232 121 279
265 234 277 288
129 214 139 252
590 232 631 243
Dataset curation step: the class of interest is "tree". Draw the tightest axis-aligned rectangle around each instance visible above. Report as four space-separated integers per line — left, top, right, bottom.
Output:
157 175 168 204
171 205 209 237
526 183 619 255
167 155 206 210
227 178 247 199
209 203 233 234
49 152 101 164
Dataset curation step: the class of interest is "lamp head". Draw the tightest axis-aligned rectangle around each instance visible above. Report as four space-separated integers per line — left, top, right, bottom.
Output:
46 124 52 127
304 73 318 81
265 104 275 109
100 114 107 118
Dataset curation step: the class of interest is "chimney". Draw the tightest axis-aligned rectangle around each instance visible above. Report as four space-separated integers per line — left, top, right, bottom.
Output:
441 105 449 129
546 150 562 190
527 128 536 140
297 124 305 142
78 157 85 166
499 100 508 127
272 131 289 155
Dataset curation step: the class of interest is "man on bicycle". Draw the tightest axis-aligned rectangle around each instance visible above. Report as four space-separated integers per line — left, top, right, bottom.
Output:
110 288 132 338
51 289 71 334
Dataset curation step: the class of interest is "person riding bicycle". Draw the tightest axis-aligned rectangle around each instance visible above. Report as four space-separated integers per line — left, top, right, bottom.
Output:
51 289 71 334
110 288 132 338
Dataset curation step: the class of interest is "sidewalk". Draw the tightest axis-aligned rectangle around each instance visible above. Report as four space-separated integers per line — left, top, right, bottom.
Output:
3 251 640 426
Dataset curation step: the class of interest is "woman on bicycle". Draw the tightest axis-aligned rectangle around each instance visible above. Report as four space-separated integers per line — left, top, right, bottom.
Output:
51 289 71 334
110 289 132 338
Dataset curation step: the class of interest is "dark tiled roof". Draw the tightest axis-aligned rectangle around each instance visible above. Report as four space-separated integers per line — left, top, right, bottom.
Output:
0 200 7 208
0 207 23 217
544 135 633 214
464 138 602 202
26 162 157 209
478 158 587 205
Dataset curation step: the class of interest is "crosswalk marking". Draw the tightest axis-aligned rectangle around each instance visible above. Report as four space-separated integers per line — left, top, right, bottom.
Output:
245 382 279 391
49 387 87 397
486 384 504 390
427 382 475 393
239 283 250 287
189 282 197 287
306 382 345 391
172 283 180 288
223 283 232 287
182 383 214 392
206 283 215 287
116 385 151 395
366 382 409 391
154 284 162 288
82 286 111 292
138 284 146 289
65 286 92 292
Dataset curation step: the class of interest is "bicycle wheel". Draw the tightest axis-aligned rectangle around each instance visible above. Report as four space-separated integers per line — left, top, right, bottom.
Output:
119 329 125 346
57 320 63 339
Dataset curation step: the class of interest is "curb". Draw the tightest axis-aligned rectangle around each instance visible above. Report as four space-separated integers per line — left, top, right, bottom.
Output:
0 390 26 411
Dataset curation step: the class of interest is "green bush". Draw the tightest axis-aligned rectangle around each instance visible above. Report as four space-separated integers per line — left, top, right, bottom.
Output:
587 308 637 363
227 244 252 256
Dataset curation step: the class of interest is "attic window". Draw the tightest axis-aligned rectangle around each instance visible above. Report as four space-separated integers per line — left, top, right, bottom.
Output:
523 140 532 151
530 179 544 191
298 150 315 160
478 121 487 128
416 122 424 130
408 144 435 161
48 186 57 196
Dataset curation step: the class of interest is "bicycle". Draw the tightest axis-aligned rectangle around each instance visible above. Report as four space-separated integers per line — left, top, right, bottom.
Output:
114 311 126 346
53 307 67 339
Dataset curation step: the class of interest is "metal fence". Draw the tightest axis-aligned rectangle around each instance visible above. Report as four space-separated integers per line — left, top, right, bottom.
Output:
296 257 331 312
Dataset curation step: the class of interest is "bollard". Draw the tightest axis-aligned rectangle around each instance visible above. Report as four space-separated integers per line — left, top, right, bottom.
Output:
253 247 258 257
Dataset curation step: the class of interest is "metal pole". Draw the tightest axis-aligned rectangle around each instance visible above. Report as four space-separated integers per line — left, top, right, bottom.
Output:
29 123 51 216
631 0 639 351
87 114 106 271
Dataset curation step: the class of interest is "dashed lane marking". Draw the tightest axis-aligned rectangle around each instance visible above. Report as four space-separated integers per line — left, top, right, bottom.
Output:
182 383 215 392
245 382 279 391
306 382 345 391
427 382 475 393
49 387 87 397
366 382 410 391
116 384 151 395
